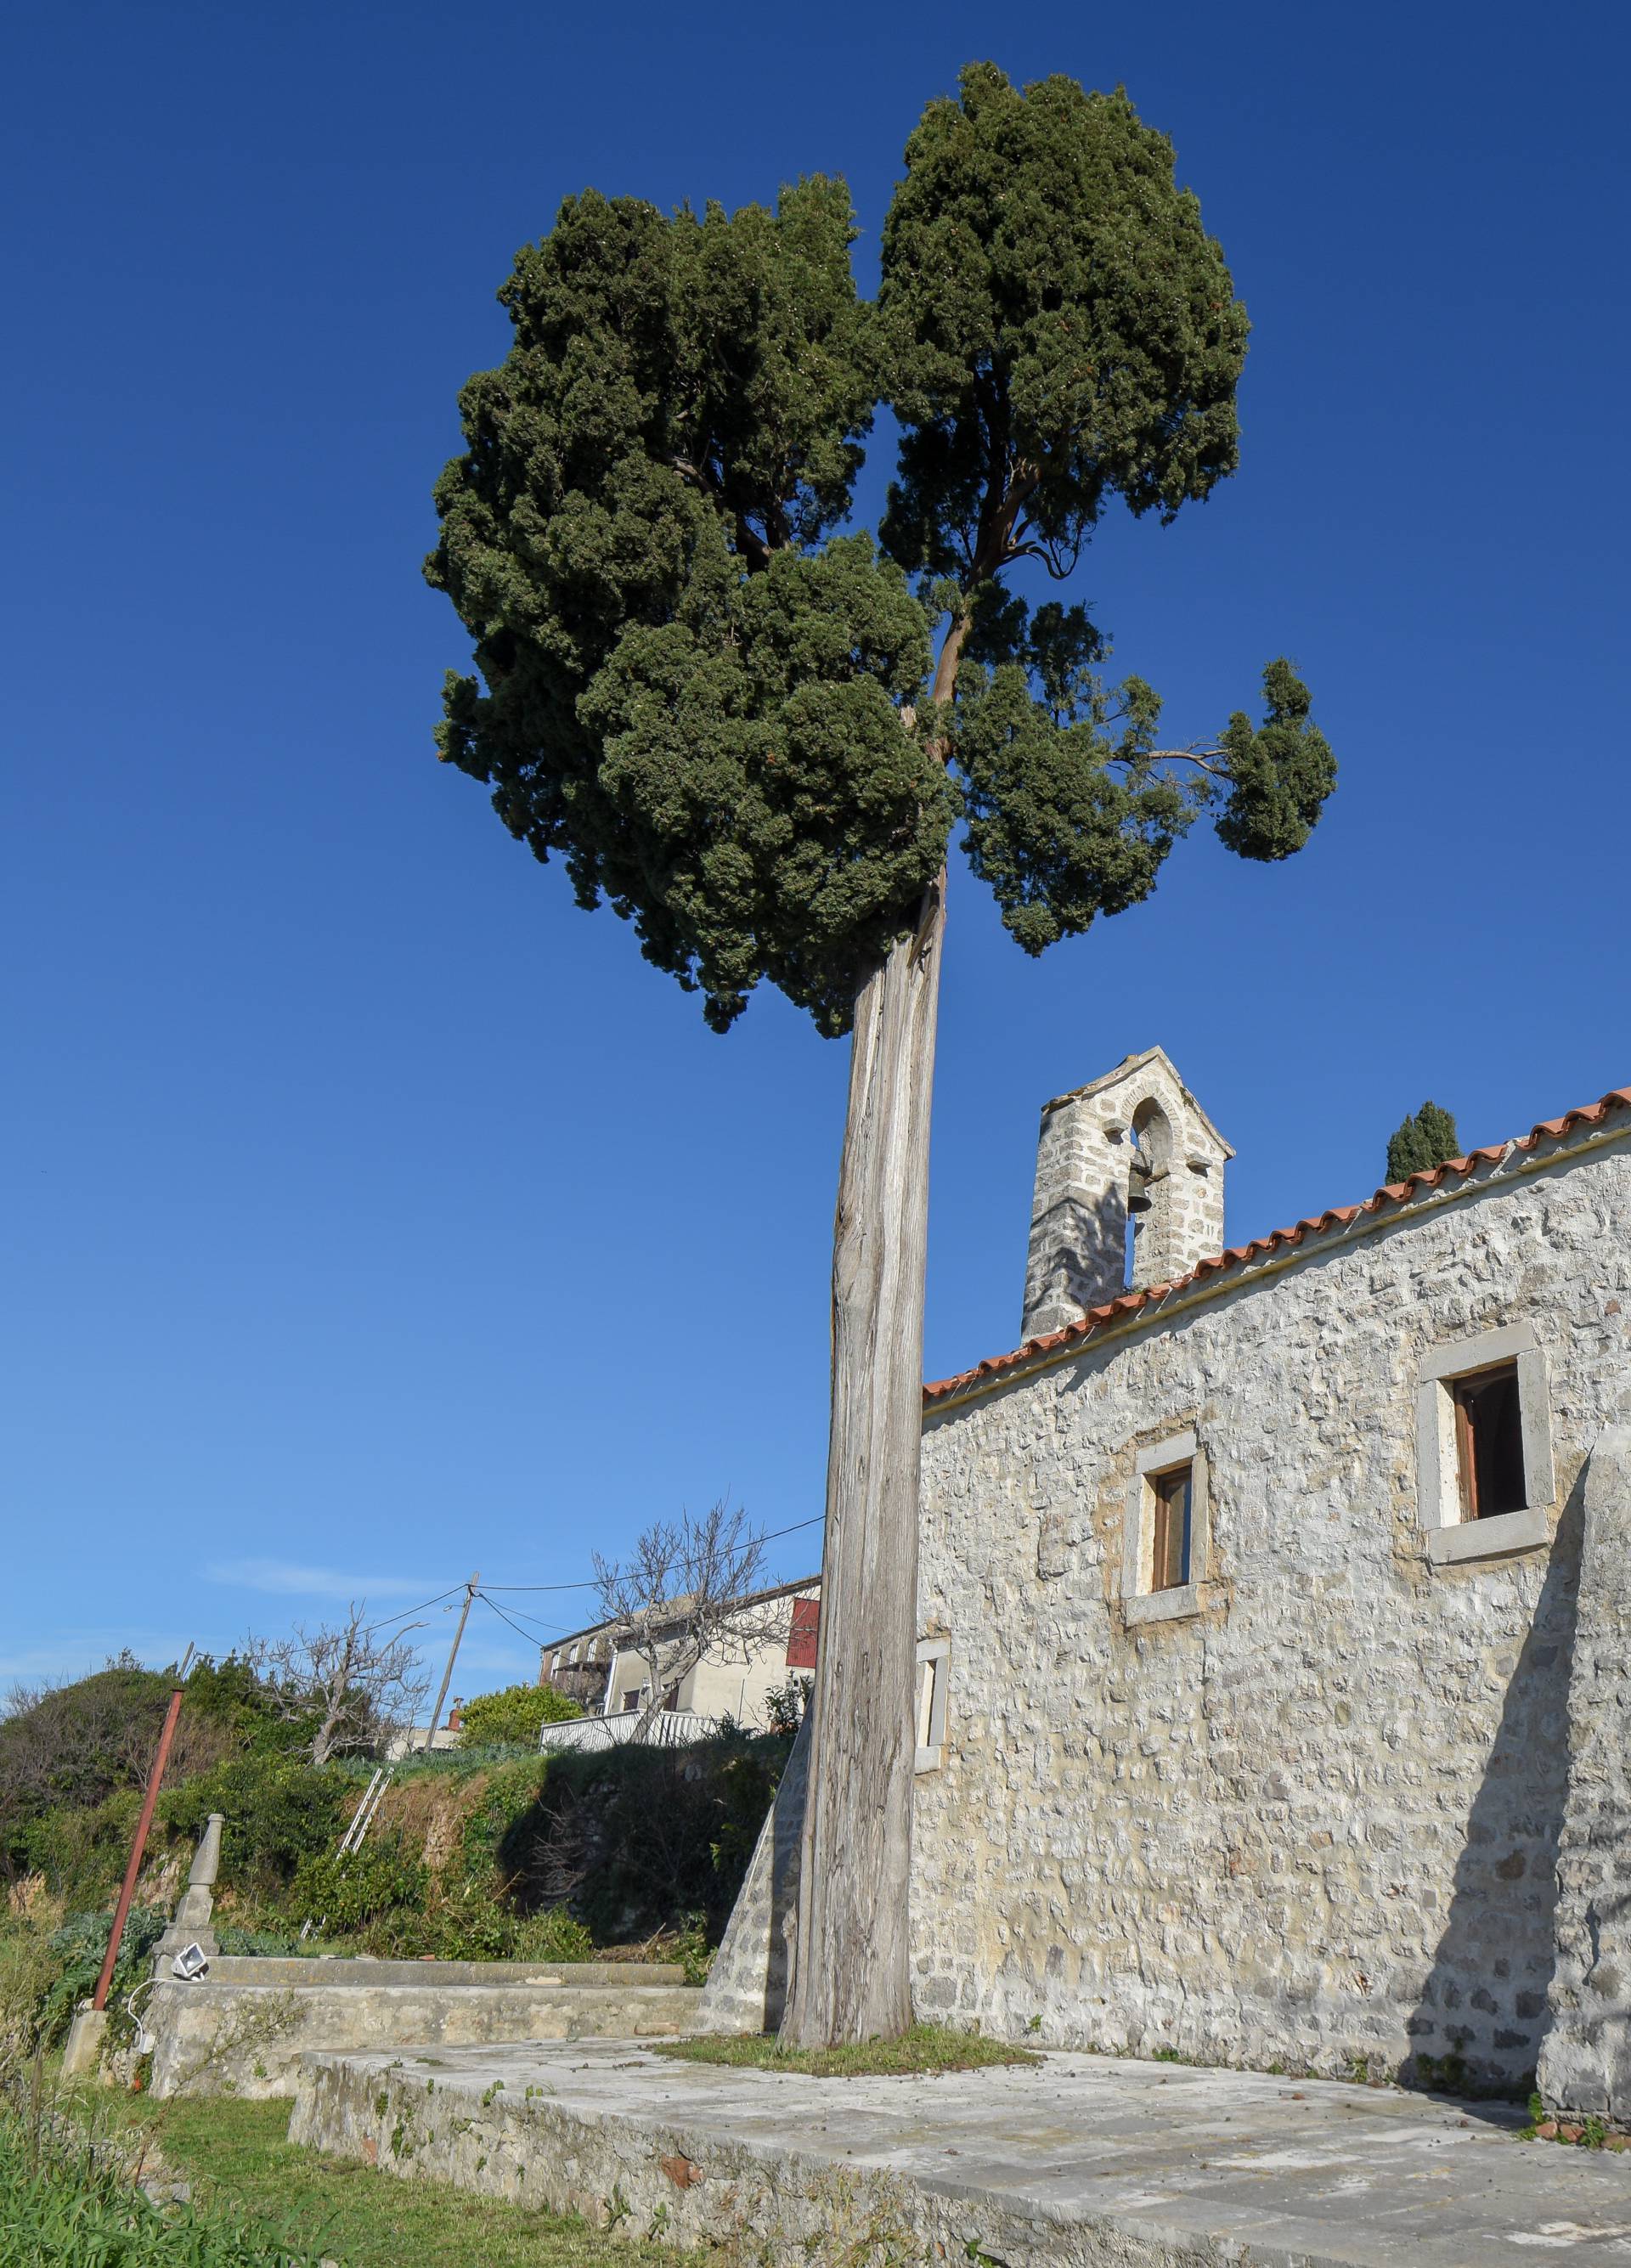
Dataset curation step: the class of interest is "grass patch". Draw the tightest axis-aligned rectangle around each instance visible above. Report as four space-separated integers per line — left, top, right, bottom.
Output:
121 2094 708 2266
655 2022 1040 2080
0 2096 322 2266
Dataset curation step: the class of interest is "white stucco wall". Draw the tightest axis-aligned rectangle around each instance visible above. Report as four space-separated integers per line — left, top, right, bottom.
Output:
913 1125 1631 2090
599 1591 816 1727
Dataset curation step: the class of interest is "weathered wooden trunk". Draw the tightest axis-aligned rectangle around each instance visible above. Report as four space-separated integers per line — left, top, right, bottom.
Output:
782 875 945 2045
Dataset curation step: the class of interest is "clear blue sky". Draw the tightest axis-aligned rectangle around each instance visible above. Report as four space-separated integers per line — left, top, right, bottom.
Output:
3 0 1627 1695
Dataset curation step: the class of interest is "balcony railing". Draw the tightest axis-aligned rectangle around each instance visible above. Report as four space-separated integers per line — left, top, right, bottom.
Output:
538 1707 722 1754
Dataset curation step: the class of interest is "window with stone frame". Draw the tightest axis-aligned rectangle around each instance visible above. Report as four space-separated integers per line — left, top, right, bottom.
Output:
1120 1430 1211 1625
914 1636 950 1771
1416 1323 1554 1566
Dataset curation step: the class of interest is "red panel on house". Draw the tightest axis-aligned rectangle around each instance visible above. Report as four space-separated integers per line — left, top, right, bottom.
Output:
786 1597 821 1669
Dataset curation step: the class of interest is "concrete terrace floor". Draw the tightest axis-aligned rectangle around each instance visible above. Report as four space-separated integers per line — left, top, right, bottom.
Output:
290 2038 1631 2265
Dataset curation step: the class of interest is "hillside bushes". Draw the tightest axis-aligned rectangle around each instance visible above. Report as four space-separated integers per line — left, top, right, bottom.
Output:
161 1757 347 1894
0 1654 794 2026
496 1729 791 1944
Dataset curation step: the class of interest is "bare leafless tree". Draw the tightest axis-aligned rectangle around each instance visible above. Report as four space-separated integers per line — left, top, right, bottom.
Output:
247 1605 427 1766
592 1503 794 1739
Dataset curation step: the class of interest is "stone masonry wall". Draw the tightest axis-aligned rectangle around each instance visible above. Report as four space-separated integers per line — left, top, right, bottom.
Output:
915 1133 1631 2091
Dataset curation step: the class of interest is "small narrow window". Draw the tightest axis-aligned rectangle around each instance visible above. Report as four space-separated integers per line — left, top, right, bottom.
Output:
623 1689 640 1712
1452 1363 1525 1520
1149 1464 1193 1591
915 1636 950 1770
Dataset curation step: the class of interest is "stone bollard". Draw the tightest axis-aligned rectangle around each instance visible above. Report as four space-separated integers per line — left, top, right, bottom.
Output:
155 1813 224 1971
61 2004 109 2077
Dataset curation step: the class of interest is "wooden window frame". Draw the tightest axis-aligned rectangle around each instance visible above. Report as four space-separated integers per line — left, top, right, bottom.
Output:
1121 1429 1211 1627
1417 1323 1553 1566
1149 1463 1193 1591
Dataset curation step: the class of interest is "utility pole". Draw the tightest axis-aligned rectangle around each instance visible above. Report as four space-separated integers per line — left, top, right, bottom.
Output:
422 1572 478 1752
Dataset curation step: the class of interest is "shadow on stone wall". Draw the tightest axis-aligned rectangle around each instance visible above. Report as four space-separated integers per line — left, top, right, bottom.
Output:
693 1710 809 2035
1406 1477 1584 2097
1029 1176 1136 1329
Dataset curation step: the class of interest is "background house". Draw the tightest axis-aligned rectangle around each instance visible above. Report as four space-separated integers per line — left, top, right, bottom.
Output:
539 1575 821 1732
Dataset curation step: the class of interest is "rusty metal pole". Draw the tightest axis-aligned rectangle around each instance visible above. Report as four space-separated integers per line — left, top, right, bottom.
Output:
92 1653 191 2011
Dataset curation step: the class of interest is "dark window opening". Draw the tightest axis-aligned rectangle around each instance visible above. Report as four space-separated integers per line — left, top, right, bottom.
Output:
1150 1464 1193 1591
1453 1362 1526 1520
623 1690 640 1711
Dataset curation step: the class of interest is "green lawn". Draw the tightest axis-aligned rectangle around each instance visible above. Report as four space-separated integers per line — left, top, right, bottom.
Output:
654 2021 1039 2080
122 2094 705 2268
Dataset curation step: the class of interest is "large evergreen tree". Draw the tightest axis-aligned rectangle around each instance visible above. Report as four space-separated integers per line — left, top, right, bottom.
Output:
1386 1101 1460 1182
427 63 1335 2045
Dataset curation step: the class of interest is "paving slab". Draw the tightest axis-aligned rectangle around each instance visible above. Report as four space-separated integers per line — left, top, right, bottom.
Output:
289 2038 1631 2265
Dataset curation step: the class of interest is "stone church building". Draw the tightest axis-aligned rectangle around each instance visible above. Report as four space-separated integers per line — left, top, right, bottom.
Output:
707 1048 1631 2118
911 1048 1631 2111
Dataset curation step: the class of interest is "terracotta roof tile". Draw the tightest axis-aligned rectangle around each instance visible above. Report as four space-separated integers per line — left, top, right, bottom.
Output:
923 1086 1631 1406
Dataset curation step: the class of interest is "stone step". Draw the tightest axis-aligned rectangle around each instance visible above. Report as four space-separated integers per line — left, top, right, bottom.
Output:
146 1974 701 2098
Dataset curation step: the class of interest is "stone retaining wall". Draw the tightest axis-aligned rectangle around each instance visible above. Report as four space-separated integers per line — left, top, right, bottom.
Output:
144 1960 697 2096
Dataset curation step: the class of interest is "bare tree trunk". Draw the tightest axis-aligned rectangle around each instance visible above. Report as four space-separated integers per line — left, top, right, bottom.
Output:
630 1639 702 1739
782 869 946 2046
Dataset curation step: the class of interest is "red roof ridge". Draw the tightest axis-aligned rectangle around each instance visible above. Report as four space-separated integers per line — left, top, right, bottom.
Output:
923 1085 1631 1405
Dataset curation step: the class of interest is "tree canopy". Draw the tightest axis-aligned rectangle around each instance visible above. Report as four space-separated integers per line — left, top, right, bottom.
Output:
459 1680 581 1747
427 63 1335 1035
1386 1100 1461 1183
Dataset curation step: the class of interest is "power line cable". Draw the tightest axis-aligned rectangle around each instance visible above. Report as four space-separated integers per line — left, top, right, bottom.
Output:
483 1511 825 1591
476 1591 553 1648
358 1586 465 1638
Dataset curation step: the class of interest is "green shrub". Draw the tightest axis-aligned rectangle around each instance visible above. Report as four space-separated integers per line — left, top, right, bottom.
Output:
0 1656 290 1885
457 1683 579 1747
37 1906 167 2048
161 1755 347 1891
358 1895 592 1964
16 1789 142 1910
673 1911 714 1986
214 1924 305 1957
289 1835 426 1933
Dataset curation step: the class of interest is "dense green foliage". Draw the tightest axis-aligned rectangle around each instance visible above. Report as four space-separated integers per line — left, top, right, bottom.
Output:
498 1729 792 1944
1386 1100 1462 1182
38 1907 168 2049
290 1836 427 1933
456 1681 579 1747
0 1654 324 1899
430 62 1334 1033
0 1646 795 2045
160 1756 347 1894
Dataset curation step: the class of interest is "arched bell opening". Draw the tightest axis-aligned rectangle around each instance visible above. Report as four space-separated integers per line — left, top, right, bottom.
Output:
1126 1097 1177 1289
